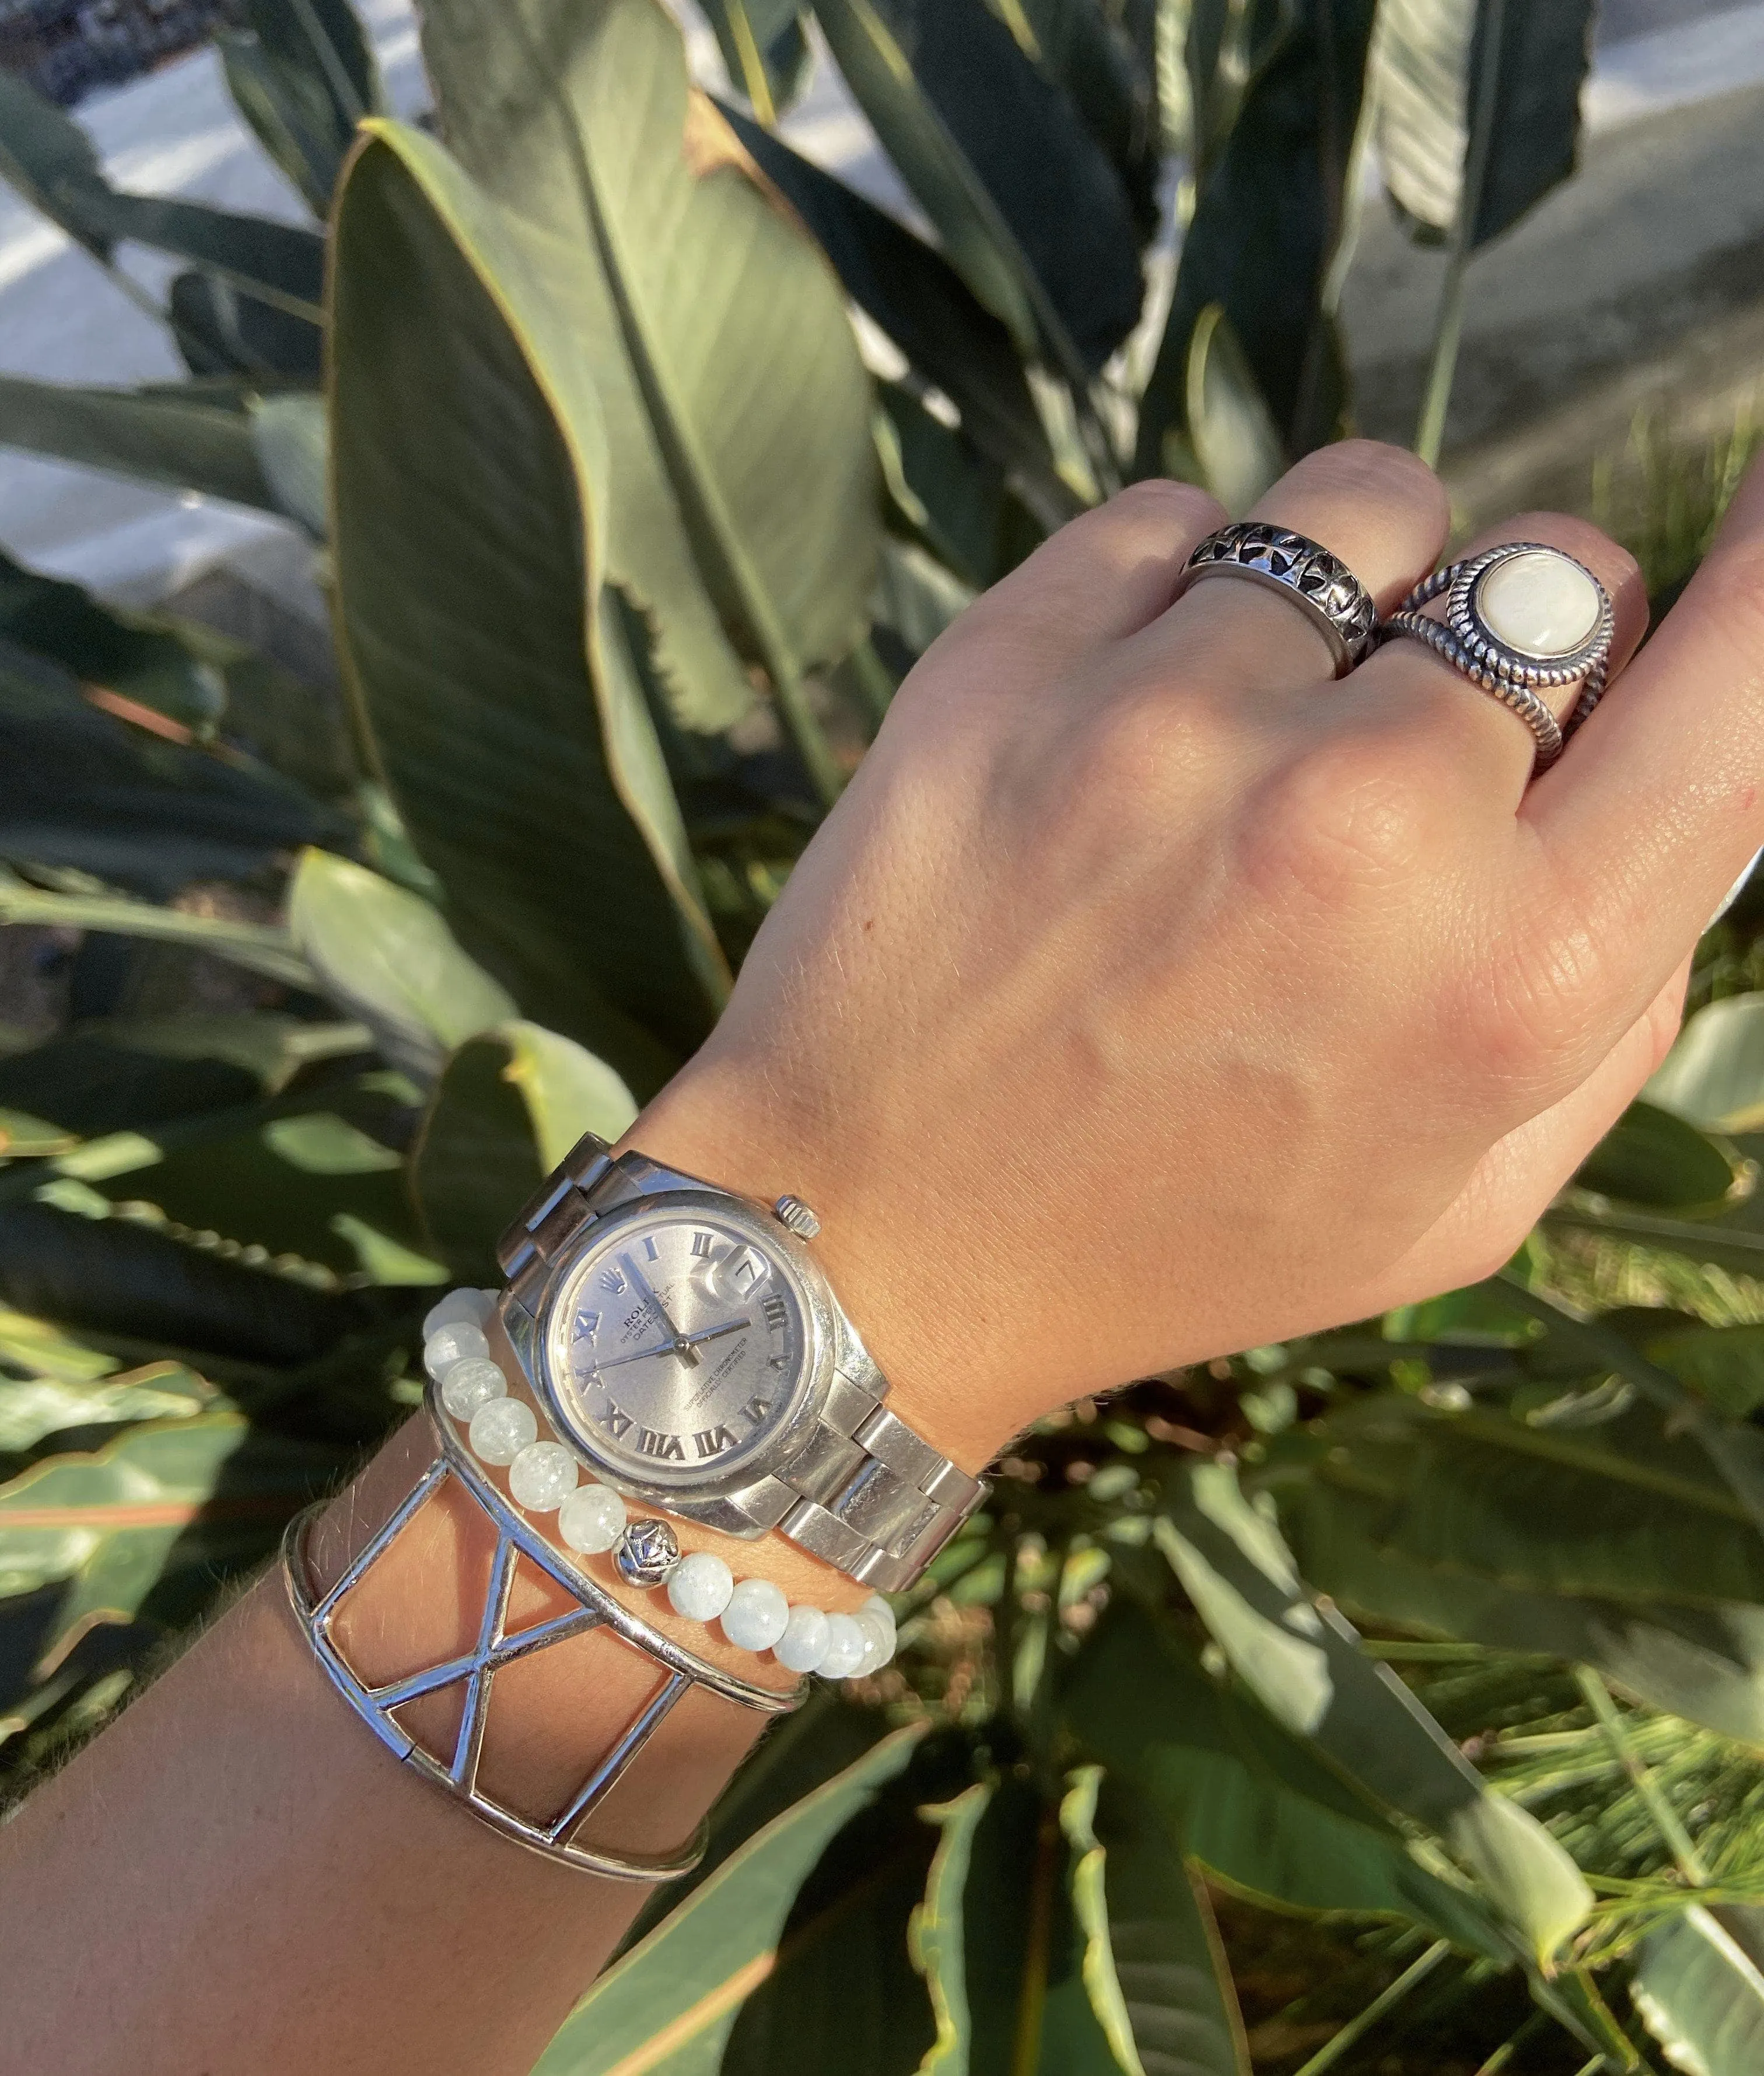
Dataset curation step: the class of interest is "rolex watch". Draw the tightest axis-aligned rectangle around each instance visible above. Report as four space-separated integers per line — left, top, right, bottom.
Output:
494 1134 988 1592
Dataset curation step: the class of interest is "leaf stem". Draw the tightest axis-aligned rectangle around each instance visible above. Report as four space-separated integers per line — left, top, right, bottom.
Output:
0 879 314 989
1572 1667 1708 1886
1414 0 1507 467
1290 1941 1450 2076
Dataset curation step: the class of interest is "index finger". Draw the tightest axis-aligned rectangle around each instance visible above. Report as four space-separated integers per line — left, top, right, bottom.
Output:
1526 451 1764 972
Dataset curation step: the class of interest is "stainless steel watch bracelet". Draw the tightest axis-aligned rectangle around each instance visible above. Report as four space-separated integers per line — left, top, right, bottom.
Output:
496 1135 988 1594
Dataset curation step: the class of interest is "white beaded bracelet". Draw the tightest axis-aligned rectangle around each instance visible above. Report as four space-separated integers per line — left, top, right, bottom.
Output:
421 1296 898 1682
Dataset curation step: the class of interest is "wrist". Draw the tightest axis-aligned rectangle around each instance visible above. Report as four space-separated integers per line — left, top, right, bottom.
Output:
622 1065 1018 1475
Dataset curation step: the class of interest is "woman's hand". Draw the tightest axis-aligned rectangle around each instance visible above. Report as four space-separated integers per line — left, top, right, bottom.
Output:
634 440 1764 1466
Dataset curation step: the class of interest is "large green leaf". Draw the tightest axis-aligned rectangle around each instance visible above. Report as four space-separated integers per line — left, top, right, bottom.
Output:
220 0 382 215
0 1412 340 1669
1062 1601 1509 1956
0 376 285 517
411 1024 635 1282
699 0 811 123
1570 1100 1742 1213
0 68 111 261
169 272 323 384
532 1721 929 2074
811 0 1142 384
328 124 728 1090
1633 1905 1764 2076
0 1350 211 1454
420 0 878 791
1136 0 1376 467
0 870 314 989
721 107 1071 522
1180 301 1284 517
1371 0 1596 249
912 1779 995 2073
1646 993 1764 1136
996 0 1160 236
1158 1460 1589 1959
1062 1767 1250 2076
286 849 516 1081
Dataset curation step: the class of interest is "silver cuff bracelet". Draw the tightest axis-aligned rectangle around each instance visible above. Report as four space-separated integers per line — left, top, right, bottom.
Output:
282 1388 806 1881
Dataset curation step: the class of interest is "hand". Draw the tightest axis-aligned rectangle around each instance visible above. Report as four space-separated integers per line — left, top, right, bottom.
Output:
587 1318 750 1374
632 441 1764 1467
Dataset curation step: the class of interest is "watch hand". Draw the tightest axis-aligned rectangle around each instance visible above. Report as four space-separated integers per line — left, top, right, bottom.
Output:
582 1337 680 1374
682 1319 754 1409
621 1252 698 1366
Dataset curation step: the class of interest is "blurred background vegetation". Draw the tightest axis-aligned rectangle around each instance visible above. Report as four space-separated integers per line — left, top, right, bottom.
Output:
3 2 1764 2071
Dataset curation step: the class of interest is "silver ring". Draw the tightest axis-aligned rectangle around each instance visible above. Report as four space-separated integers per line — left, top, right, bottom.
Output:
1174 522 1378 678
1379 542 1615 772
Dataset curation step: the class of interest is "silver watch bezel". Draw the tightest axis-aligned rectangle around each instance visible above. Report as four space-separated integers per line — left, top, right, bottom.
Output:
509 1186 844 1536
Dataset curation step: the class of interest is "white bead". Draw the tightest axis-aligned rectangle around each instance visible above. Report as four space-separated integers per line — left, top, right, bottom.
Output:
509 1440 578 1511
1478 549 1601 658
439 1357 506 1420
721 1578 790 1652
853 1608 895 1675
860 1594 897 1650
425 1321 489 1379
774 1604 830 1674
468 1395 537 1466
423 1287 495 1339
816 1612 868 1679
558 1482 626 1555
667 1552 734 1622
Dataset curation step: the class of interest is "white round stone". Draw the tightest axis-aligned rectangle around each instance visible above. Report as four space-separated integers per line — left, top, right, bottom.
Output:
721 1577 790 1653
558 1482 626 1555
816 1612 869 1679
853 1607 896 1675
774 1604 830 1674
508 1440 578 1511
1476 549 1601 659
860 1594 898 1650
439 1356 507 1420
468 1395 537 1466
667 1551 735 1622
423 1287 496 1339
425 1321 489 1380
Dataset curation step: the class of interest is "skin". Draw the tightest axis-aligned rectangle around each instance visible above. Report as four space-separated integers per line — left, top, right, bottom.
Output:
3 441 1763 2073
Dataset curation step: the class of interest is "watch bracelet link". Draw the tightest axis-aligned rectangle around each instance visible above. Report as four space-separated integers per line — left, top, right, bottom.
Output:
496 1135 988 1594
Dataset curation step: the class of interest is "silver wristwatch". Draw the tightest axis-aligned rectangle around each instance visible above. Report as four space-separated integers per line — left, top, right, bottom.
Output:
495 1134 988 1592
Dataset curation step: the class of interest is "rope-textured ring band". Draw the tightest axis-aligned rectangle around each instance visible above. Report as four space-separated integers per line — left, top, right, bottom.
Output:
1378 542 1615 773
1173 521 1378 677
282 1385 804 1881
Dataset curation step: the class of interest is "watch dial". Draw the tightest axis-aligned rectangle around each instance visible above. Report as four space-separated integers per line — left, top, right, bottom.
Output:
544 1209 810 1487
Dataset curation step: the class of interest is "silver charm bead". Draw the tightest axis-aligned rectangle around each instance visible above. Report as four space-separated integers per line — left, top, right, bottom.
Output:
615 1517 682 1589
773 1194 821 1239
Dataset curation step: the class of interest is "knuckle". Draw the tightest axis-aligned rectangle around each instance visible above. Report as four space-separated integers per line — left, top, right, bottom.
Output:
1239 735 1436 900
1489 510 1639 596
1279 437 1448 526
1099 476 1228 539
1685 531 1764 665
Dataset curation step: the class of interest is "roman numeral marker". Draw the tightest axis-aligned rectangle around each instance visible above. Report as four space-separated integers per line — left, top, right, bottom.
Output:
642 1234 660 1261
573 1308 600 1337
738 1396 772 1427
637 1428 685 1462
693 1426 739 1459
691 1231 715 1259
603 1405 632 1440
761 1295 788 1331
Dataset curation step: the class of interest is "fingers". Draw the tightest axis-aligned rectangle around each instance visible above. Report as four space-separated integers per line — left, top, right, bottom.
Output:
1135 440 1450 694
1526 451 1764 982
1337 512 1648 809
946 478 1227 672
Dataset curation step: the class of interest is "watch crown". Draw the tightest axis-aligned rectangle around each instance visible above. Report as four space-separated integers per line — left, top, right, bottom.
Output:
773 1194 820 1240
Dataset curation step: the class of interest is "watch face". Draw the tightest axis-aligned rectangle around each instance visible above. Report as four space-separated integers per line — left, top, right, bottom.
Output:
540 1202 814 1490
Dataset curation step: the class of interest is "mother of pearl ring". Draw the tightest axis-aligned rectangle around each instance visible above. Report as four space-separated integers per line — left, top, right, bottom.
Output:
1174 521 1380 677
1379 542 1615 772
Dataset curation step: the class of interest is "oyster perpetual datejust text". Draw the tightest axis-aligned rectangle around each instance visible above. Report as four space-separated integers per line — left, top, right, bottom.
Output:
495 1133 989 1592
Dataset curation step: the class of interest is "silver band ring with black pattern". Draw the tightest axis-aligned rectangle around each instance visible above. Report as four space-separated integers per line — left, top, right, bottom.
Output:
1377 542 1615 774
1172 521 1380 678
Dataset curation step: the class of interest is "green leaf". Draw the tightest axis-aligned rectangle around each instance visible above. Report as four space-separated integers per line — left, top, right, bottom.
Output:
0 1110 77 1158
411 1024 635 1283
0 375 285 517
1157 1459 1589 1960
420 0 878 794
872 538 976 664
328 121 728 1091
220 0 382 214
0 871 313 988
0 1412 340 1665
0 68 112 260
811 0 1143 382
718 107 1071 521
996 0 1160 237
1062 1601 1510 1957
1061 1767 1250 2076
876 381 1030 591
0 1359 211 1454
70 190 325 320
1371 0 1597 250
1646 1322 1764 1421
286 849 516 1081
1137 1 1376 466
1646 992 1764 1136
1572 1100 1741 1213
532 1721 930 2074
912 1779 994 2073
169 271 322 383
1182 302 1284 517
1633 1905 1764 2076
700 0 811 123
